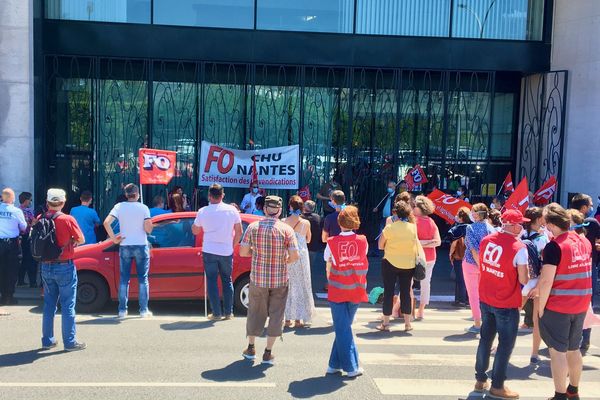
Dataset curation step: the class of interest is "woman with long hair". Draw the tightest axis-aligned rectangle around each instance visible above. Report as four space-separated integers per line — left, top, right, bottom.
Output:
169 193 185 213
284 195 316 328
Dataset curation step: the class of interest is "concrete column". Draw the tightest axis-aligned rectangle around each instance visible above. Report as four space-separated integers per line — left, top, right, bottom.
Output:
0 0 34 199
552 0 600 203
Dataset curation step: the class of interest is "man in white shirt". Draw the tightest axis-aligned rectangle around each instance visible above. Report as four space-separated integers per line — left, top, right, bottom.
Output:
192 184 242 320
240 183 262 214
104 184 154 319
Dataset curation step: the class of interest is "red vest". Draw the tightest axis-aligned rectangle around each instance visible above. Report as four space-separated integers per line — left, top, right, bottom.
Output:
546 231 592 314
478 232 525 309
327 234 369 303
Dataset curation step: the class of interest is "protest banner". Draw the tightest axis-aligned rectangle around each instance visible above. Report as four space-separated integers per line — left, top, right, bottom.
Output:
504 177 529 214
533 176 557 205
139 149 177 185
499 172 514 195
404 164 428 190
427 189 472 224
198 141 300 189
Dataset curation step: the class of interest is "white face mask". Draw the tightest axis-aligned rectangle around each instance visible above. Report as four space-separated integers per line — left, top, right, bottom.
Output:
456 191 463 197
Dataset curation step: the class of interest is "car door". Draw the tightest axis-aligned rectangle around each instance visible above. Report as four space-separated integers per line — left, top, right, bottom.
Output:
147 217 203 297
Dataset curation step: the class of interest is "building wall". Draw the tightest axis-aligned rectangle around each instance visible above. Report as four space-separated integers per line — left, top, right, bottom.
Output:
552 0 600 204
0 0 34 198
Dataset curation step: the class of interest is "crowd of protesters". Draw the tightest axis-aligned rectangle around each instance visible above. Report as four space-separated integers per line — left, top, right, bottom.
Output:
0 176 598 399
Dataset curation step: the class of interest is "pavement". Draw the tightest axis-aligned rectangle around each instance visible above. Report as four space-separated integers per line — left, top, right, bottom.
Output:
1 298 599 400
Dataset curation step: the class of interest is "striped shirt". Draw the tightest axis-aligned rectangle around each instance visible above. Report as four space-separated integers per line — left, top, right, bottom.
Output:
240 217 298 288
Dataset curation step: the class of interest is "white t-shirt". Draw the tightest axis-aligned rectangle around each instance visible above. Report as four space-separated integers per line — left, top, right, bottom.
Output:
513 247 528 267
240 193 261 214
109 201 151 246
193 202 241 256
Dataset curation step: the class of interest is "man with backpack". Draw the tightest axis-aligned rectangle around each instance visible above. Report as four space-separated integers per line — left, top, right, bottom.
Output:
0 188 27 305
33 188 86 351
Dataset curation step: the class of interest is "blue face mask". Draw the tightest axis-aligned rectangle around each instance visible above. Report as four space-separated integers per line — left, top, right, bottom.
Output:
387 188 395 194
328 200 336 209
252 188 259 194
587 207 595 218
289 209 301 216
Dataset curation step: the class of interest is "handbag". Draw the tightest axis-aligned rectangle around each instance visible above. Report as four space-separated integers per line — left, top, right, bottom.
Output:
413 233 427 281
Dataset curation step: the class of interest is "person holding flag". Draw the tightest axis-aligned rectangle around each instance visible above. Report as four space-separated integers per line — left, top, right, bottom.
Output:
241 152 263 214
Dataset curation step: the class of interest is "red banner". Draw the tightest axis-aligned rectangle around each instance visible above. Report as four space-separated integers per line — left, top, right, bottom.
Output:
533 176 557 205
298 185 311 202
404 164 428 190
427 189 472 224
501 172 514 194
504 177 529 214
139 148 177 185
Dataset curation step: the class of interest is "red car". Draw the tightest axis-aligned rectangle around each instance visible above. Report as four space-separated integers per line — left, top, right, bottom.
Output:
73 212 260 313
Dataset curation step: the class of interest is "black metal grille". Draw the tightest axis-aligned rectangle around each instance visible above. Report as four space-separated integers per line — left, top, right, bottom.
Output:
43 55 521 239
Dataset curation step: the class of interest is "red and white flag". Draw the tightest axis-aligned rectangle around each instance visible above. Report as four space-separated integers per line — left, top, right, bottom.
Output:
427 189 472 224
404 164 428 190
139 148 177 185
504 177 529 214
500 172 514 194
533 176 557 205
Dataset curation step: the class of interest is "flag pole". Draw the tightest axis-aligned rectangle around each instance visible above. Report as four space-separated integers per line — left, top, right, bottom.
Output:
140 183 144 203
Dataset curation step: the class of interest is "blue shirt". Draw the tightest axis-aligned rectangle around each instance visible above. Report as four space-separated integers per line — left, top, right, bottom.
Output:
252 210 265 216
464 221 495 265
0 202 27 238
150 207 172 218
70 205 100 245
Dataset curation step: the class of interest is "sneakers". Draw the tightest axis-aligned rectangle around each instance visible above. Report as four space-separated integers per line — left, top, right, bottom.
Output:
140 310 153 318
262 350 274 365
208 314 224 321
347 368 364 378
65 342 87 352
326 367 342 375
117 311 128 319
465 325 481 334
530 355 539 364
474 381 490 393
42 341 57 350
242 346 256 360
224 314 234 320
488 386 519 399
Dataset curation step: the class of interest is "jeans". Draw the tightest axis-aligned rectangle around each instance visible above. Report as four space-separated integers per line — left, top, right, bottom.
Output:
453 259 468 304
41 261 78 348
329 301 360 373
202 252 233 316
118 245 150 313
475 302 520 389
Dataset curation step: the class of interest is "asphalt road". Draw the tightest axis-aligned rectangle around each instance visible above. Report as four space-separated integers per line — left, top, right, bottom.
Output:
1 298 599 400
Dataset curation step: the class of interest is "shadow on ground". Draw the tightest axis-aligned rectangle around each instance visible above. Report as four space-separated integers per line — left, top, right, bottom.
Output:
0 348 65 368
201 360 271 382
160 320 215 331
287 375 347 398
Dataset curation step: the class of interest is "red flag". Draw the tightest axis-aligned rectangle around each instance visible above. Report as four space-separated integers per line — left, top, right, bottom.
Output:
251 155 259 185
404 164 428 190
533 176 557 206
298 185 311 202
500 172 514 194
427 189 472 224
504 178 529 214
139 148 177 185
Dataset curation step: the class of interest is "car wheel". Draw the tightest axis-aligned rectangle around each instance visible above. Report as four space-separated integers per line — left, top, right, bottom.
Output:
233 275 250 314
77 273 109 313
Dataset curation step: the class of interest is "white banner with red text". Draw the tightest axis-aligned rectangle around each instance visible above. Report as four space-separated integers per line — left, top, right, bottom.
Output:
198 141 300 189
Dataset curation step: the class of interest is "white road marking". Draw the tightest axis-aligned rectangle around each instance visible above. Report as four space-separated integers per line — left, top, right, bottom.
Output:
0 382 276 388
355 336 598 349
373 378 600 397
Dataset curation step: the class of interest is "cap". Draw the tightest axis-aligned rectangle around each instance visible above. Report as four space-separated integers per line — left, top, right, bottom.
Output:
47 188 66 202
501 209 530 224
264 195 282 209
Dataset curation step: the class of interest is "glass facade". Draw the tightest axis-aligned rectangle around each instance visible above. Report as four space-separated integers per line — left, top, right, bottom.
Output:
257 0 354 33
46 0 151 24
44 57 516 239
153 0 254 29
45 0 545 41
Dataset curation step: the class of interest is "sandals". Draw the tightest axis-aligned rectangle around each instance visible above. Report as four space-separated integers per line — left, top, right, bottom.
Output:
375 323 390 332
404 325 414 332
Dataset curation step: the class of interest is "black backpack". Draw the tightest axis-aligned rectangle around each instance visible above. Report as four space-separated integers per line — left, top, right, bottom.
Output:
522 232 543 277
30 213 63 262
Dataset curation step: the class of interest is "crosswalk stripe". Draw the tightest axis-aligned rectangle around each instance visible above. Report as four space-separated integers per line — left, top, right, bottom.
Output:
333 322 481 331
360 352 600 368
355 336 598 349
373 378 600 397
0 382 276 388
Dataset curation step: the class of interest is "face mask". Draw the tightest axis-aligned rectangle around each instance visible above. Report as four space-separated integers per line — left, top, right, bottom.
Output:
469 212 475 222
456 191 463 197
587 207 595 218
289 209 301 216
328 201 336 209
252 188 259 194
387 188 394 194
489 203 496 209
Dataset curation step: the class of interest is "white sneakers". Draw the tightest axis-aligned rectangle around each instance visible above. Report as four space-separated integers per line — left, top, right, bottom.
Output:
326 367 363 377
117 311 128 319
116 310 153 319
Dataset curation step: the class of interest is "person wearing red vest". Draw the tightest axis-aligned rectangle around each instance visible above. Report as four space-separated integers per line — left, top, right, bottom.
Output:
537 203 592 400
474 210 529 400
323 206 368 378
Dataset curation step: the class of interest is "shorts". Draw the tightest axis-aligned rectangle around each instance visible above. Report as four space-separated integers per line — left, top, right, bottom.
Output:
246 282 288 338
539 308 586 352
